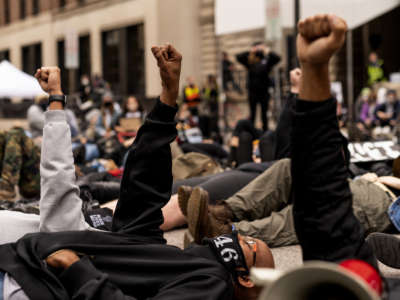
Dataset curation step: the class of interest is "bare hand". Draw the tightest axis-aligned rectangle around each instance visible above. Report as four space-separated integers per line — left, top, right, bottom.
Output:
361 173 378 182
290 68 302 94
151 44 182 106
297 14 347 66
34 67 63 95
46 249 80 270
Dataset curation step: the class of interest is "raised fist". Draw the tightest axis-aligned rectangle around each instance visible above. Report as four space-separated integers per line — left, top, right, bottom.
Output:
34 67 63 95
290 68 302 94
151 44 182 106
297 14 347 66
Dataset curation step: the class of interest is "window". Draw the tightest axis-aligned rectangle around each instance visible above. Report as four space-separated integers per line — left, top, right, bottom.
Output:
102 24 145 97
0 50 10 62
78 0 85 4
20 0 26 20
59 0 66 8
32 0 39 15
22 43 42 75
4 0 10 24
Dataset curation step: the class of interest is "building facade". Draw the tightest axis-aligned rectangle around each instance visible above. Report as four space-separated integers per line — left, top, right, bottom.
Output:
0 0 203 97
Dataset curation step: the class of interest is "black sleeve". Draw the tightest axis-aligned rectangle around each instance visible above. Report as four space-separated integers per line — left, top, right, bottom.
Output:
111 99 178 240
291 98 377 268
266 51 281 71
60 257 231 300
236 51 250 69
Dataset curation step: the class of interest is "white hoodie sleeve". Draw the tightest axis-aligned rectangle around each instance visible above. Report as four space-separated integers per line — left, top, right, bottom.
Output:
39 110 90 232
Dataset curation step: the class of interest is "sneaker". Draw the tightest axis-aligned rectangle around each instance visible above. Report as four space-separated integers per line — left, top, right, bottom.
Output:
366 233 400 268
187 187 232 244
0 188 16 202
177 186 193 216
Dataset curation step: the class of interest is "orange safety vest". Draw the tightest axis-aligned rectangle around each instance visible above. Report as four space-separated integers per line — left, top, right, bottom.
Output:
184 86 201 107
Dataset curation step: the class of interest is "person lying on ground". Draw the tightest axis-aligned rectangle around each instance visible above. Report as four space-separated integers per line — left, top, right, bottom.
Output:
180 159 400 247
0 44 274 300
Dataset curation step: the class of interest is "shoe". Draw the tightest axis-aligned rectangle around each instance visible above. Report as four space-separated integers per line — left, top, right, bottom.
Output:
177 186 193 217
0 188 16 202
366 233 400 268
187 187 232 244
209 201 234 224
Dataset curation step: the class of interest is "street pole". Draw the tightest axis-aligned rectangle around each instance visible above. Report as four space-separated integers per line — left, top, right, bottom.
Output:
293 0 300 65
347 30 355 140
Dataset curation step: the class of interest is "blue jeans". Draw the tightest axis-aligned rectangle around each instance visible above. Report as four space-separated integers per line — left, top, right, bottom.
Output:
72 143 100 162
0 271 4 300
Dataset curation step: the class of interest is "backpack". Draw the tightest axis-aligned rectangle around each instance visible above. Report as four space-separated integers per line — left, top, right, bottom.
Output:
172 152 222 181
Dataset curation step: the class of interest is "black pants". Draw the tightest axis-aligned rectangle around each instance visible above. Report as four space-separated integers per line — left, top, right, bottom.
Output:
230 119 277 165
292 98 377 268
249 91 270 131
180 143 228 161
172 161 273 204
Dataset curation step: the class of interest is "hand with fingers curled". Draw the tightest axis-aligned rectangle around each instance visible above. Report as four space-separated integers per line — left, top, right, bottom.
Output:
297 14 347 66
34 67 63 96
151 44 182 107
297 14 347 101
46 249 80 270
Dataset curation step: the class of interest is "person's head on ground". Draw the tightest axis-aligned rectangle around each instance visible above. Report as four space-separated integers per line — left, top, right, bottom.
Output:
222 51 229 60
233 234 274 300
123 95 141 114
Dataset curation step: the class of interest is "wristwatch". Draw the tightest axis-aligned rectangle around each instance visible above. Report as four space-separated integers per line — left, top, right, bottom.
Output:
48 94 67 107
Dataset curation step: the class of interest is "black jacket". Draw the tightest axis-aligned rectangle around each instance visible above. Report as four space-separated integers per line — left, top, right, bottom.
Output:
0 100 234 300
236 51 281 95
291 98 376 267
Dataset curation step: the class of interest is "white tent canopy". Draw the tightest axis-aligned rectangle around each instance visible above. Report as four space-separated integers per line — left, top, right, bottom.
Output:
0 60 46 99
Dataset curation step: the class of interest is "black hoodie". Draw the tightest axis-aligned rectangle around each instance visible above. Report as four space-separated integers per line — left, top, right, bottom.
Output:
0 100 234 300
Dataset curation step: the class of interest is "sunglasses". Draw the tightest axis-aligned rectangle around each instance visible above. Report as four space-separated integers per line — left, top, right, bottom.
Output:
244 238 257 268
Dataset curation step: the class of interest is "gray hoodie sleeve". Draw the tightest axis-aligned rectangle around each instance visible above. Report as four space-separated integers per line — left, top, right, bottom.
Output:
39 110 90 232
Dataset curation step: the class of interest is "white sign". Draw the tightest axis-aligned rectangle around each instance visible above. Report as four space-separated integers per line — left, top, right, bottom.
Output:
348 141 400 163
215 0 266 35
65 30 79 69
266 0 282 41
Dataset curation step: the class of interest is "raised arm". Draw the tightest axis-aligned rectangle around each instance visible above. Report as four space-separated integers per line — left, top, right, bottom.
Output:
35 67 89 232
111 44 182 238
292 15 377 267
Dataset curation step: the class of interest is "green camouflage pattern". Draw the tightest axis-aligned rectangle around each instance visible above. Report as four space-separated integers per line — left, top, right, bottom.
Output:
0 127 40 198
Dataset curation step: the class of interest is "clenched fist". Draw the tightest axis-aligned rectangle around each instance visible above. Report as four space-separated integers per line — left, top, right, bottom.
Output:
297 14 347 66
151 44 182 107
34 67 63 96
46 249 80 270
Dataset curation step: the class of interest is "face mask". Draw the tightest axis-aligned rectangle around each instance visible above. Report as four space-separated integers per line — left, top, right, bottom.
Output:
203 230 249 281
81 78 90 86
